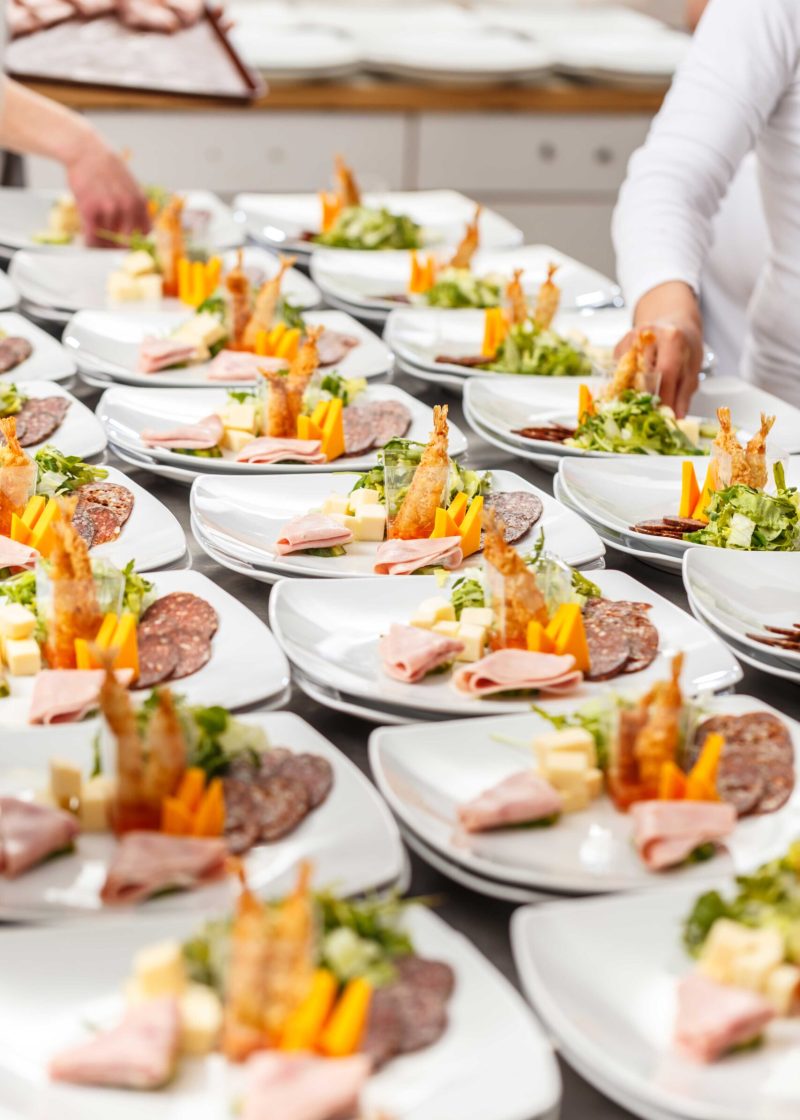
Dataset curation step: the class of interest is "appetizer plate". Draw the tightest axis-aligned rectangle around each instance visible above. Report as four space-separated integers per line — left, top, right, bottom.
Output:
269 569 742 720
0 570 288 727
9 245 320 315
311 243 620 323
0 711 404 919
189 468 606 579
0 311 76 382
560 455 800 558
0 905 560 1120
234 189 523 261
364 27 553 84
463 397 563 473
683 549 800 667
511 881 799 1120
9 381 106 458
0 187 244 253
98 383 468 475
64 307 393 388
370 695 800 896
107 440 206 486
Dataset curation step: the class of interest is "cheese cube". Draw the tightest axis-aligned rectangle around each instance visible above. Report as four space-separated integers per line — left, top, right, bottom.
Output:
221 401 257 434
349 488 381 508
433 620 460 639
676 417 700 446
107 271 141 301
699 920 784 991
543 750 589 793
559 785 591 813
79 775 116 832
0 603 36 641
49 757 82 810
585 767 604 800
179 983 223 1055
221 428 255 454
353 505 386 542
123 250 156 277
133 940 186 997
533 727 596 768
322 494 351 516
174 312 225 348
329 512 358 534
764 964 800 1014
410 597 455 630
459 607 494 628
455 622 487 662
5 638 41 676
136 274 163 302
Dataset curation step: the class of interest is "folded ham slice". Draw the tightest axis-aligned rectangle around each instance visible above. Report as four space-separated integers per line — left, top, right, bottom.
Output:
242 1052 371 1120
235 437 326 465
0 797 80 877
101 831 227 905
207 350 288 382
0 536 38 571
50 997 181 1088
29 669 133 725
379 623 463 684
630 800 737 871
138 337 197 374
458 772 563 833
374 536 463 576
275 513 353 556
141 413 223 450
674 973 774 1063
316 330 359 368
453 650 582 697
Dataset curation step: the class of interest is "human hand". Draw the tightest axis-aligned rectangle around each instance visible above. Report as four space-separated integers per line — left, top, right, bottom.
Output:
66 136 150 247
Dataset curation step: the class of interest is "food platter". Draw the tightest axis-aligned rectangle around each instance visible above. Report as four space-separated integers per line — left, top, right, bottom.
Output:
0 311 76 381
0 380 106 458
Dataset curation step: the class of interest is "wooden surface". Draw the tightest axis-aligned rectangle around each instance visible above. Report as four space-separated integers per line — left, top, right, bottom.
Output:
19 76 667 114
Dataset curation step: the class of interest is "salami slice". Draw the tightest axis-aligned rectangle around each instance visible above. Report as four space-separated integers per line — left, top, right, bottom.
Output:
343 400 412 455
170 627 212 680
483 491 543 544
583 610 631 680
12 398 69 446
222 778 263 855
631 519 687 539
621 611 659 673
394 957 455 999
71 501 96 548
277 753 333 808
256 747 293 782
342 405 376 456
371 400 412 448
690 712 794 817
76 481 134 526
0 337 33 373
316 330 359 368
135 633 180 688
255 775 311 842
80 502 123 546
139 592 219 641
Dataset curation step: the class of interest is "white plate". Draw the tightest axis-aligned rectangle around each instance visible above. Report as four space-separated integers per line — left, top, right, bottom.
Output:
511 879 800 1120
0 312 76 381
269 568 741 720
0 273 18 311
7 381 106 458
0 903 560 1120
549 29 690 80
64 307 392 388
0 188 244 253
189 467 605 579
0 570 288 727
365 27 553 84
685 588 800 685
107 439 205 486
683 548 800 666
229 22 361 78
312 243 619 321
9 246 319 315
370 694 799 896
98 383 468 474
560 455 800 558
0 711 404 920
234 189 523 261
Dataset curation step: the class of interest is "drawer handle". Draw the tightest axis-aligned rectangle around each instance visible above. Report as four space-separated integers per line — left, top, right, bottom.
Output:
538 142 557 163
594 146 614 165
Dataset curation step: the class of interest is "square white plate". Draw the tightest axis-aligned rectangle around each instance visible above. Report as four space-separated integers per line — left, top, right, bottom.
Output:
234 188 523 260
0 569 287 727
370 695 800 895
64 307 391 388
685 586 800 684
0 903 560 1120
0 711 404 919
512 879 800 1120
311 243 619 316
269 568 742 718
0 312 76 381
8 381 106 458
0 188 244 253
98 383 468 474
0 272 17 311
189 466 605 578
9 246 319 315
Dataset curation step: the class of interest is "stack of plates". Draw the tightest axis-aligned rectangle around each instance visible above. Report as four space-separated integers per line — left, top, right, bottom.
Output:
557 454 800 574
548 28 690 87
684 549 800 684
189 467 605 583
228 21 361 80
363 26 554 85
315 243 620 327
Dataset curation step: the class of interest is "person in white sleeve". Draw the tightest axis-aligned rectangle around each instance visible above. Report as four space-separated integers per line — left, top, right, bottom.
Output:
612 0 800 414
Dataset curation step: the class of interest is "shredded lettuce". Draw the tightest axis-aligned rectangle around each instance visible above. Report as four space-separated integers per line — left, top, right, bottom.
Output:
315 206 421 251
34 447 108 495
484 321 592 377
685 464 800 551
0 382 26 416
566 391 704 456
423 268 503 309
304 371 367 411
450 570 487 618
119 560 156 618
0 571 36 608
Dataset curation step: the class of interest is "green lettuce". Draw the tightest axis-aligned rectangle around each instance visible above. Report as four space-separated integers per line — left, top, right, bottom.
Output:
567 391 704 456
685 464 800 551
0 383 26 416
424 268 503 309
483 321 592 377
34 447 109 495
315 206 421 251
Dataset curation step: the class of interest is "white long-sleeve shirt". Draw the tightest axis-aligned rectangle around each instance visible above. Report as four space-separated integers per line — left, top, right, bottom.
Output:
612 0 800 405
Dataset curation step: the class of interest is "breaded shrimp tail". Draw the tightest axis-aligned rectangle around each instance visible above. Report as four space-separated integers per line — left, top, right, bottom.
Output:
334 154 361 208
506 268 528 326
242 254 296 350
745 411 776 490
449 204 481 269
388 403 450 540
482 508 548 648
532 262 561 330
712 405 749 486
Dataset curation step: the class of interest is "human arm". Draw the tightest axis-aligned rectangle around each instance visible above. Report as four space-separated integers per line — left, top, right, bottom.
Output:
0 77 150 245
685 0 708 31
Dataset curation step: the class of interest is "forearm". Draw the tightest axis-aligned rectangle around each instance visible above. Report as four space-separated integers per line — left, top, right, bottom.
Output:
0 77 97 166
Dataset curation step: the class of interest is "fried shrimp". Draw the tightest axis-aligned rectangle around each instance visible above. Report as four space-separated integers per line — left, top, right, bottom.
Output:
242 254 296 350
262 370 294 439
482 509 548 648
225 250 252 348
634 653 684 789
141 687 186 804
98 657 144 817
45 504 102 669
334 154 361 208
153 195 185 297
606 328 656 399
506 268 528 326
286 324 323 415
449 204 481 269
712 405 750 487
744 411 776 490
389 403 450 540
532 263 561 330
0 416 36 519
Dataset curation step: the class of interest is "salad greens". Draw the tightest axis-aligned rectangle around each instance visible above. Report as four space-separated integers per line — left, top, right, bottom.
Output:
119 560 156 618
351 440 488 513
315 206 421 251
174 447 224 459
484 322 592 377
95 229 157 259
0 382 25 416
523 537 602 613
566 391 704 456
683 842 800 960
450 571 486 618
196 295 227 322
279 299 306 332
423 268 503 309
0 570 37 608
304 372 367 413
34 447 109 495
684 462 799 551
